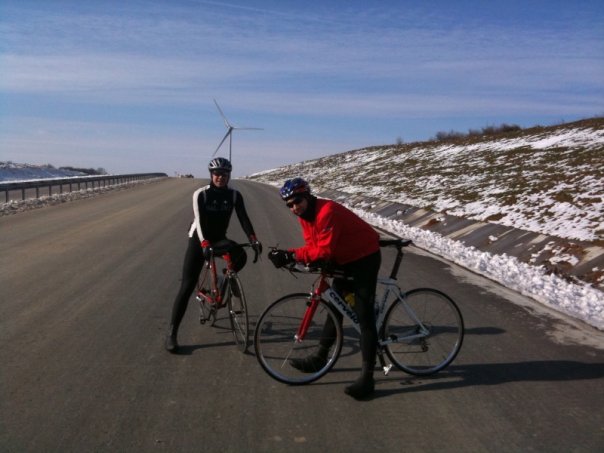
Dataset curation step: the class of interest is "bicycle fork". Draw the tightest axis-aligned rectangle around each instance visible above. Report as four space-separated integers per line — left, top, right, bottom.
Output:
295 287 323 342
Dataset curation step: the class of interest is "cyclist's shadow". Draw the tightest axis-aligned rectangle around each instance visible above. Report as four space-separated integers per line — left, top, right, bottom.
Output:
175 316 245 355
336 326 604 400
176 340 240 355
372 360 604 399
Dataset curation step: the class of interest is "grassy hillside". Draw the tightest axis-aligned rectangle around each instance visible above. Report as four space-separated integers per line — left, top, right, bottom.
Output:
248 118 604 244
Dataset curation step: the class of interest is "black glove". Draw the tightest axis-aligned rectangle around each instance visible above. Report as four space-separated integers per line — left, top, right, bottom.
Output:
268 249 295 268
201 240 213 261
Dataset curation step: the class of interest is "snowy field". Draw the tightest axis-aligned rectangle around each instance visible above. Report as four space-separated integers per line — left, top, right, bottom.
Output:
0 177 162 216
354 206 603 331
249 120 604 331
250 120 604 243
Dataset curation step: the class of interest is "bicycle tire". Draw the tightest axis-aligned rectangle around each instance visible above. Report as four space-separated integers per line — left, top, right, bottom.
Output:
254 293 343 385
382 288 464 375
226 274 249 353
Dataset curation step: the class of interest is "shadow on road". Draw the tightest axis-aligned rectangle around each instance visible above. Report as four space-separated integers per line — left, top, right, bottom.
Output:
372 360 604 399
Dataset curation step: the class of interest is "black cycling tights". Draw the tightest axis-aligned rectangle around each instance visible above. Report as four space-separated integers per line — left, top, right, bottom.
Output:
169 235 205 331
169 235 246 331
321 250 381 368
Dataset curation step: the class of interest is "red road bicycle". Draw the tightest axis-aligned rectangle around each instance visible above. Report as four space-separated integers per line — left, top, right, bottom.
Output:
196 242 258 352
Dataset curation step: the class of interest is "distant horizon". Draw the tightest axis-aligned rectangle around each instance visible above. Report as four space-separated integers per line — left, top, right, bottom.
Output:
3 115 603 178
3 116 602 183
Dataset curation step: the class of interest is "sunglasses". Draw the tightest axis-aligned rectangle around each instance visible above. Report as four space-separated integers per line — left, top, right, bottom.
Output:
212 171 230 177
286 196 305 208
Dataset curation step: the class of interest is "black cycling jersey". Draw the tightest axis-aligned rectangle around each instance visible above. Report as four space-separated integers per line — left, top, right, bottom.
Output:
189 184 256 242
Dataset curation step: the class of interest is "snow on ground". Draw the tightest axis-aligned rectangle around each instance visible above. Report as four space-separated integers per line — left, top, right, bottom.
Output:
0 178 161 216
249 121 604 331
251 179 604 331
250 122 604 243
352 206 603 331
0 161 87 181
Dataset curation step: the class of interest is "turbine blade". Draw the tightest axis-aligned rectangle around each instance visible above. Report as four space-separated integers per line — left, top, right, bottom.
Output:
212 129 232 156
213 99 232 128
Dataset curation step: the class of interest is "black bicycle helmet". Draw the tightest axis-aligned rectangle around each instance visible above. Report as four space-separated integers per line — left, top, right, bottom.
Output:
208 157 232 173
280 177 310 199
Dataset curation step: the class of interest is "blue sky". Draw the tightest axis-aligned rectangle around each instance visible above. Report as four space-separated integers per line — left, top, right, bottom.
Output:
1 0 603 177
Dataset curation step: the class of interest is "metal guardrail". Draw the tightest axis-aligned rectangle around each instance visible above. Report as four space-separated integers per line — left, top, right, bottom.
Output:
0 173 168 203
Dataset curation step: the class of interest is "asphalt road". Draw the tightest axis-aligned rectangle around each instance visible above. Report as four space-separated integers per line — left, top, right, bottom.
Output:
1 178 603 452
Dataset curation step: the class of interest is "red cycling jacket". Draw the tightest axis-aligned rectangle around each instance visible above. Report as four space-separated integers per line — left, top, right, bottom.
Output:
290 198 380 265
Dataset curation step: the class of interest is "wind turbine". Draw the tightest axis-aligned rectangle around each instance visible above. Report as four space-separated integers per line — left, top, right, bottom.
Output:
212 99 262 162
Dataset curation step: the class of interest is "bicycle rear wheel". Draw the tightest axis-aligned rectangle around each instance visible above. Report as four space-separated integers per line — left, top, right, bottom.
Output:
383 288 464 375
254 293 342 385
225 275 249 352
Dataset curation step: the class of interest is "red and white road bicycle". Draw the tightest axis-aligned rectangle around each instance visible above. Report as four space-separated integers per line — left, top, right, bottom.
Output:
254 238 464 384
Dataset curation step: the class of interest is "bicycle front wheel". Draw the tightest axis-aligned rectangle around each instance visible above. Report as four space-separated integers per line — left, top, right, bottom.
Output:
225 275 249 353
383 288 464 375
254 293 342 385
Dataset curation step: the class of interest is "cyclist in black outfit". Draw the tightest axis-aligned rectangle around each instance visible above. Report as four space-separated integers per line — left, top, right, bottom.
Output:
165 157 262 353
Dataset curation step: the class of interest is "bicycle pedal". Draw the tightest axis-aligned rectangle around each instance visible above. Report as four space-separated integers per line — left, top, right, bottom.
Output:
382 364 393 376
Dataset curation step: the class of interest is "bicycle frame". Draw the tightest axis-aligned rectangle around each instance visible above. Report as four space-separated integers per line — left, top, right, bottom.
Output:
298 274 414 337
296 275 356 342
376 277 431 343
197 241 258 304
295 269 432 375
197 252 233 306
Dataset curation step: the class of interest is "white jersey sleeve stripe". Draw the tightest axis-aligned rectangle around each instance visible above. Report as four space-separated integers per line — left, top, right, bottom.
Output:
188 186 209 239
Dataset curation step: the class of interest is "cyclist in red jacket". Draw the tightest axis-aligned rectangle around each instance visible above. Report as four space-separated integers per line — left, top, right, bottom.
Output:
268 177 381 399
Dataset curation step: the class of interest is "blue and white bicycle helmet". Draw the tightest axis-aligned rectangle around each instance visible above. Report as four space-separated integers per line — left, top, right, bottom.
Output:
280 177 310 199
208 157 232 173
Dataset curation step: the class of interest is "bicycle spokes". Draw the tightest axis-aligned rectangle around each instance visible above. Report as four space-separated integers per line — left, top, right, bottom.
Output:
227 276 249 352
254 294 343 385
383 288 464 376
198 294 217 325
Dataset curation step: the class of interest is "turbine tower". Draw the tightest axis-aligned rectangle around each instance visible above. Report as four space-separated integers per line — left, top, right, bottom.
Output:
212 99 262 163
